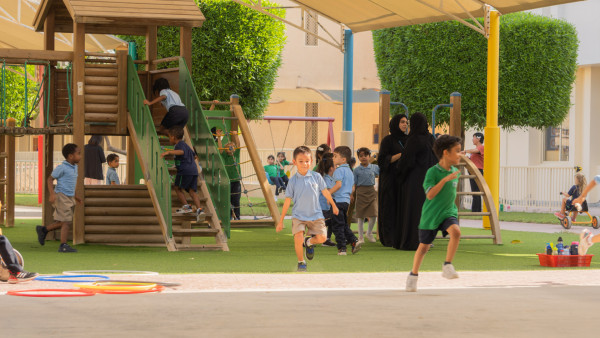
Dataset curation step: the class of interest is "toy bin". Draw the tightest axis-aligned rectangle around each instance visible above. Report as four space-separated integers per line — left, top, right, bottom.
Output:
537 254 593 267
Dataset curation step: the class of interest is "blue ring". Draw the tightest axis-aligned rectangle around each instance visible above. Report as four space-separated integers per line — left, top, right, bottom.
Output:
34 275 110 283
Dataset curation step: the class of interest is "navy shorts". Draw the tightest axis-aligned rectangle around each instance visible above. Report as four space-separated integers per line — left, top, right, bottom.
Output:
161 105 189 129
175 174 197 192
418 217 459 245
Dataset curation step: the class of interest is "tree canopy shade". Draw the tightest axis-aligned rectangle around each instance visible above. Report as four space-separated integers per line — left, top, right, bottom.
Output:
1 65 38 126
121 0 286 119
373 12 578 130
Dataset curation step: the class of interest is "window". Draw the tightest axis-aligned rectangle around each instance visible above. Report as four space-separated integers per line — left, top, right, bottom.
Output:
543 118 569 161
304 103 318 145
305 11 318 46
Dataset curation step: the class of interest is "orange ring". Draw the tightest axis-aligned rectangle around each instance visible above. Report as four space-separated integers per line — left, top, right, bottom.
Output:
7 289 96 297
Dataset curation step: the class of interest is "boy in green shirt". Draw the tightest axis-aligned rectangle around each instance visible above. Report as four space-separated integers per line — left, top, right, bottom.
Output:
264 155 285 199
406 135 462 292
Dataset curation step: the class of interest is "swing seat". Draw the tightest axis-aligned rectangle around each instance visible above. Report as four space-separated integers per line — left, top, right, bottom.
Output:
265 172 275 185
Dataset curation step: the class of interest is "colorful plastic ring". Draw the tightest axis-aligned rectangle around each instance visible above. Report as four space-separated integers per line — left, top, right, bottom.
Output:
7 289 96 297
92 285 165 294
95 280 181 287
74 282 158 291
34 275 110 283
62 270 159 276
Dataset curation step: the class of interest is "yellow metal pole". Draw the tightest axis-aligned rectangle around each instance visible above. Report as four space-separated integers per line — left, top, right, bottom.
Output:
483 10 500 229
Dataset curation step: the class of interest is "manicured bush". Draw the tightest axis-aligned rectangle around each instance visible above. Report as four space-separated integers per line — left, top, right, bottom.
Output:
1 65 38 126
373 12 578 129
121 0 286 119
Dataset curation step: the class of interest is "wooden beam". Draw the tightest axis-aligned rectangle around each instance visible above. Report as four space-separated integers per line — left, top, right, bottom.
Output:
146 26 157 72
0 49 73 62
43 135 55 229
72 22 86 244
180 26 192 72
378 90 391 145
230 95 280 227
0 134 5 224
449 92 462 138
6 118 15 227
127 137 135 184
44 10 55 52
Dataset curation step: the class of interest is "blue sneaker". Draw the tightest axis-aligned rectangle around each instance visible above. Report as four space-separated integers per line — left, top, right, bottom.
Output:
304 237 315 260
297 262 307 272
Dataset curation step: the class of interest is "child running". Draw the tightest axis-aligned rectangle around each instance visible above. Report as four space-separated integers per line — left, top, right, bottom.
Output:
406 135 462 292
330 146 362 255
573 175 600 254
316 153 337 247
276 146 339 272
1 228 39 283
353 147 380 243
105 153 120 185
143 78 189 136
36 143 81 253
555 172 587 221
161 126 204 221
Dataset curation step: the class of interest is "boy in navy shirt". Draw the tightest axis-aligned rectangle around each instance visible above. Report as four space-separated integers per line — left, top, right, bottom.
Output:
36 143 81 253
277 146 339 272
331 146 362 255
161 126 204 221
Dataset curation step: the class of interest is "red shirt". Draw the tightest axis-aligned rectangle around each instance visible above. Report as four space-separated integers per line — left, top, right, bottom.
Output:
470 144 484 170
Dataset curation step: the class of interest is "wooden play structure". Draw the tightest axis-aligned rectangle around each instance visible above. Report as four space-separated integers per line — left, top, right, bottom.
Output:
379 91 502 244
0 0 280 251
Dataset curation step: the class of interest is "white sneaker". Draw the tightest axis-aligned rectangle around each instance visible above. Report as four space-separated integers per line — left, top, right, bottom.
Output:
442 263 459 279
176 205 193 214
358 236 364 244
366 233 376 242
579 229 594 255
406 274 418 292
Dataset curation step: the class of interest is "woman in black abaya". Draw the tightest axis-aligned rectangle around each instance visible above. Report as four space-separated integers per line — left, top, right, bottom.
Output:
393 112 438 250
377 114 408 247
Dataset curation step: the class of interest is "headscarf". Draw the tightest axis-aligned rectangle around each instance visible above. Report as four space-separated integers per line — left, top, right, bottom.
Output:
408 112 430 136
389 114 408 143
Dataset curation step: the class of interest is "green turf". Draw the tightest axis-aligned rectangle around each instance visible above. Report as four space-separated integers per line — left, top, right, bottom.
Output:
15 194 42 207
1 219 598 274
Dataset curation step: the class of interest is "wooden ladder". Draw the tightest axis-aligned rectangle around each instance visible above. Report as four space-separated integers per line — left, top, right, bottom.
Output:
450 155 502 244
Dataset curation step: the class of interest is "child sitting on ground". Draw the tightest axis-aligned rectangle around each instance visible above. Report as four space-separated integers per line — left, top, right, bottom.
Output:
265 155 285 199
143 78 189 136
316 153 337 247
406 135 462 292
105 153 120 185
1 228 38 283
330 146 362 255
352 147 380 243
276 146 339 272
161 127 204 221
555 172 587 221
573 174 600 254
36 143 81 253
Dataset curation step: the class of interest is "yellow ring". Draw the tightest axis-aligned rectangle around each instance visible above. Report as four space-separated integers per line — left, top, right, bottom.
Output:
74 282 157 291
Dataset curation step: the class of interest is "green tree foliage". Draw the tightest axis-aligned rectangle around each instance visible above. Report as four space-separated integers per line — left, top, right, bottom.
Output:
121 0 286 119
373 13 578 130
1 65 38 126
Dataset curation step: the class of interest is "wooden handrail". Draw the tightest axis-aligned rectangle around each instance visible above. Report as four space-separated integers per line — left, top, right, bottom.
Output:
151 56 180 65
85 52 116 58
200 101 232 105
0 48 73 62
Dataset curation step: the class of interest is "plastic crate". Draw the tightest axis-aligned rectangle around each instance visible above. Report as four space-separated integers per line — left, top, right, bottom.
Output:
537 254 593 267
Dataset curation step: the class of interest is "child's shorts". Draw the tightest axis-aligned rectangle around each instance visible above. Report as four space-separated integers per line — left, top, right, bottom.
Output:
53 192 76 222
175 174 198 192
565 199 588 212
161 105 189 129
291 218 326 236
418 217 459 245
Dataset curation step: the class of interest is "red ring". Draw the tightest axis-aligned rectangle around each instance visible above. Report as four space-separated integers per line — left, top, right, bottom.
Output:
7 289 96 297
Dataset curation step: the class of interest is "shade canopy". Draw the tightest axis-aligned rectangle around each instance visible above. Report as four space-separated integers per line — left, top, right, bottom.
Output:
33 0 205 35
0 0 125 51
291 0 583 32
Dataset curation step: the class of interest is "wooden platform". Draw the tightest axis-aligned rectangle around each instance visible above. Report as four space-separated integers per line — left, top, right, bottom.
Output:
0 126 73 135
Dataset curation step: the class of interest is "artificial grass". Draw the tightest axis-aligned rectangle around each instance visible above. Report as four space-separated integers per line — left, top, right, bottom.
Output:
15 194 42 207
2 219 598 274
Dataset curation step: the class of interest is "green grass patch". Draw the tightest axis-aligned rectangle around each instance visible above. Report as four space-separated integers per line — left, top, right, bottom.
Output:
240 196 292 216
1 219 598 274
461 210 560 225
15 194 42 207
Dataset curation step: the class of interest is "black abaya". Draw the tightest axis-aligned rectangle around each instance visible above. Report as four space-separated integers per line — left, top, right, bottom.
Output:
393 114 438 250
377 115 408 247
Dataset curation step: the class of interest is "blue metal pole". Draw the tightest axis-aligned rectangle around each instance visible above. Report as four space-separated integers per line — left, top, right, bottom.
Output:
342 29 353 132
432 103 453 137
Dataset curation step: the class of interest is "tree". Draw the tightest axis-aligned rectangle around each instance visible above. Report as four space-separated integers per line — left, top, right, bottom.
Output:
1 65 38 126
121 0 286 119
373 12 578 130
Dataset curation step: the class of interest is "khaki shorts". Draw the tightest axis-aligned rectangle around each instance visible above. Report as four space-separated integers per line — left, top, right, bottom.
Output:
291 218 326 236
53 192 76 222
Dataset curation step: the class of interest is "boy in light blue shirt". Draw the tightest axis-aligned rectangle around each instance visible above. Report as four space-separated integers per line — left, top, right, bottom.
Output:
105 153 120 185
330 146 362 255
277 146 339 272
36 143 81 253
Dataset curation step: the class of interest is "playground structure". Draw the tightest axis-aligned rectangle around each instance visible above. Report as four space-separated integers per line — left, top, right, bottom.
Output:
379 90 501 244
0 0 280 251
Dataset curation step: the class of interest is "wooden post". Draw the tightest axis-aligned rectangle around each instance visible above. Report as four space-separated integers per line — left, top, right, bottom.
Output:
180 26 193 73
6 118 15 227
146 26 157 99
44 10 55 126
449 92 462 138
72 22 86 244
43 135 54 229
378 90 391 143
229 95 281 227
127 136 135 184
116 45 128 134
0 135 5 224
